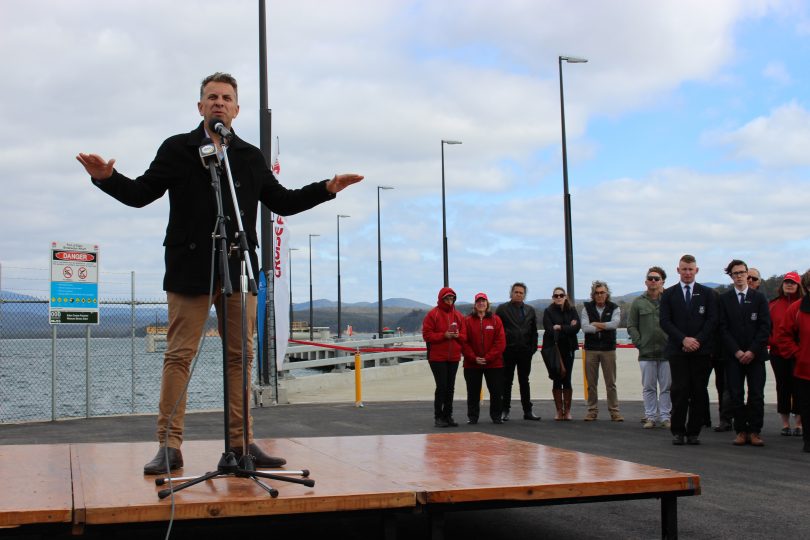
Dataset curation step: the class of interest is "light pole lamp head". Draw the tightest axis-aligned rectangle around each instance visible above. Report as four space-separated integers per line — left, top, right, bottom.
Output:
338 214 350 219
442 140 462 145
378 186 394 191
560 55 588 64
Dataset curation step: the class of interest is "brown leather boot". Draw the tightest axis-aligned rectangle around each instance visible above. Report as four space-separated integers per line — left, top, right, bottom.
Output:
563 388 573 421
552 389 564 420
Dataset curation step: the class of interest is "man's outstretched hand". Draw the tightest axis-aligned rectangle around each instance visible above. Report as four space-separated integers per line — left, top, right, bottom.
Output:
76 153 115 181
326 174 364 193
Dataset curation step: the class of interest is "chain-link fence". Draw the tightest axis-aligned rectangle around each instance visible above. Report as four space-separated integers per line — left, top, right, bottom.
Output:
0 264 257 424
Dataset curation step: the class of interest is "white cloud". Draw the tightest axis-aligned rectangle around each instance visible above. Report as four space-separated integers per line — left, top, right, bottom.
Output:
707 101 810 167
2 0 804 307
762 60 792 84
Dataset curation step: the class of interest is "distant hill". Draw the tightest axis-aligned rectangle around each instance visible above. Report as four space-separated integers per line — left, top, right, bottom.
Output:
293 297 431 311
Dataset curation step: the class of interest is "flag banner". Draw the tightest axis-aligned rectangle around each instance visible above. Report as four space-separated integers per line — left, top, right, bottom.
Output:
273 214 290 369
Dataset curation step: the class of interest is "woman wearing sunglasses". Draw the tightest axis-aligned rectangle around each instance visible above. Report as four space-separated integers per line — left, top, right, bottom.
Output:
542 287 581 420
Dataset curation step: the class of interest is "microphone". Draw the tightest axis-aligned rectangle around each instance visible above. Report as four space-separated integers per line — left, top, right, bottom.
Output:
208 118 233 140
198 137 219 169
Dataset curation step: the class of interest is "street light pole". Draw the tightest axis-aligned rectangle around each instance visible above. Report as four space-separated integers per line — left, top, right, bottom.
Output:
336 214 350 339
308 234 320 341
558 55 587 304
441 140 462 287
377 186 394 338
288 247 298 337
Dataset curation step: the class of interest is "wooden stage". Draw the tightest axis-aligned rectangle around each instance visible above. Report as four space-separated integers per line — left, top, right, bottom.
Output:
0 433 699 538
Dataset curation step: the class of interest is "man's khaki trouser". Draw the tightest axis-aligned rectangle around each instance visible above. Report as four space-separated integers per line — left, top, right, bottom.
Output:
158 290 257 449
585 349 620 414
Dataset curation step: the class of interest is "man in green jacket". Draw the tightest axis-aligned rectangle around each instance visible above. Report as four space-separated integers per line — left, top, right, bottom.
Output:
627 266 670 429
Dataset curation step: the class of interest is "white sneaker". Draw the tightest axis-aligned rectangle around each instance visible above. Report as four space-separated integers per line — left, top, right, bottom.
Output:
660 419 671 429
642 419 656 429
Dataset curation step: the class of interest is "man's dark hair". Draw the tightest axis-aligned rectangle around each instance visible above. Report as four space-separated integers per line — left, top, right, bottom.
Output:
680 254 696 264
510 282 527 295
647 266 667 281
200 72 238 99
724 259 748 276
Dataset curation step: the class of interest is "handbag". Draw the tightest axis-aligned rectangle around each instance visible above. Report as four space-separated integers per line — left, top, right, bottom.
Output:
541 340 567 380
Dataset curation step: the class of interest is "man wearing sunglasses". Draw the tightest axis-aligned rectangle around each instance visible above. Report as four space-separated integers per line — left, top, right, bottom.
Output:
628 267 671 429
747 268 762 290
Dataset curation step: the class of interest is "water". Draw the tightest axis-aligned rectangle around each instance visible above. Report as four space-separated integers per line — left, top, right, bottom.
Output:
0 336 259 423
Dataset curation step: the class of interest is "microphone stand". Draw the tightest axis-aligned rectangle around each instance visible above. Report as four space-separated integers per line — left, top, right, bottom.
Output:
156 137 313 499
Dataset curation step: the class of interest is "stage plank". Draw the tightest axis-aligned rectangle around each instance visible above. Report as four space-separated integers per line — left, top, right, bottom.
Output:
70 439 415 525
296 433 700 505
0 444 72 526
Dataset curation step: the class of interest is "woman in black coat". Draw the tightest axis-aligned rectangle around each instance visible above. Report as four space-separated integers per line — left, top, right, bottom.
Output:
543 287 581 420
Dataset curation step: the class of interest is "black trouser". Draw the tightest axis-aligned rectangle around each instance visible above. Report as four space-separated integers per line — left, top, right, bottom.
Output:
771 355 799 415
429 361 459 420
464 367 504 422
707 355 733 426
669 353 712 437
726 357 766 434
551 348 575 390
794 377 810 447
502 349 533 414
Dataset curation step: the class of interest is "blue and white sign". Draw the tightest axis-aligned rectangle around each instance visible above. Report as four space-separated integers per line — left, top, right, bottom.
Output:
49 241 99 324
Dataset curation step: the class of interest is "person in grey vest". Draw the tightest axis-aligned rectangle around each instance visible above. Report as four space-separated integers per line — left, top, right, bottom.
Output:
581 281 623 421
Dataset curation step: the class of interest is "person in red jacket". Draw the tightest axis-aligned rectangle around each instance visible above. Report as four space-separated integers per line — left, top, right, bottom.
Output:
461 292 506 425
422 287 466 427
768 271 804 437
773 269 810 453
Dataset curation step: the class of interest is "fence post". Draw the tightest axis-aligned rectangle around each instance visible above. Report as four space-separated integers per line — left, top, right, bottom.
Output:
85 325 91 418
130 271 136 414
51 325 57 421
354 348 363 408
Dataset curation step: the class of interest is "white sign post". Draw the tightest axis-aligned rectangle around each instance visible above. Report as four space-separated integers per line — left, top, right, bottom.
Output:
49 241 100 324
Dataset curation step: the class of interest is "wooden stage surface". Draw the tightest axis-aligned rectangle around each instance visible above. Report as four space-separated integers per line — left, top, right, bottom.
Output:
0 432 700 536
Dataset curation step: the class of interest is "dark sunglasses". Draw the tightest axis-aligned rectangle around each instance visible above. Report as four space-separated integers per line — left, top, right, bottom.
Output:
646 276 662 281
552 293 566 298
747 276 760 282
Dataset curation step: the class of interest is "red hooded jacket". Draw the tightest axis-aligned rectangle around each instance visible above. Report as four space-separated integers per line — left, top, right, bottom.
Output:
461 311 506 369
422 287 466 362
773 295 810 381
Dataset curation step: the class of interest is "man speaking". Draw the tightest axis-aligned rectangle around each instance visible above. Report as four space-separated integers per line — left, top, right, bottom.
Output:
76 72 363 474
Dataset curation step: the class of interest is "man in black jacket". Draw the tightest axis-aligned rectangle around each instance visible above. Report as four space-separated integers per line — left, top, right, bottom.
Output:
77 72 363 474
495 282 540 421
660 254 718 445
718 259 771 446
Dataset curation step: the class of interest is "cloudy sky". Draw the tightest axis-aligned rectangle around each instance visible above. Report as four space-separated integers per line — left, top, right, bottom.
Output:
2 0 810 305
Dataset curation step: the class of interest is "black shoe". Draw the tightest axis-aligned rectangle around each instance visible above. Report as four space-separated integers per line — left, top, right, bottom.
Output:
446 417 459 427
502 411 510 422
803 441 810 453
713 421 732 433
492 418 503 424
467 418 478 425
672 434 685 446
686 435 701 445
143 446 183 475
523 412 541 421
434 418 449 428
233 443 287 468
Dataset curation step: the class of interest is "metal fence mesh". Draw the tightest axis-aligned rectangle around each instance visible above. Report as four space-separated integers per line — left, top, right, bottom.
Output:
0 264 257 424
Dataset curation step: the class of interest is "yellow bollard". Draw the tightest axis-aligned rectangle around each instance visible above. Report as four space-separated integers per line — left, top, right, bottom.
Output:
354 350 364 408
581 348 588 405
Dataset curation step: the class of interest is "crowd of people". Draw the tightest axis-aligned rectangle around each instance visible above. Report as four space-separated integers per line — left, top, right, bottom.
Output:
421 255 810 454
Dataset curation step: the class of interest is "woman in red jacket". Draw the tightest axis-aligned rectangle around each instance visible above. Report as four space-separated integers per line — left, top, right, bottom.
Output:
774 269 810 453
422 287 466 427
461 292 506 425
768 271 804 436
